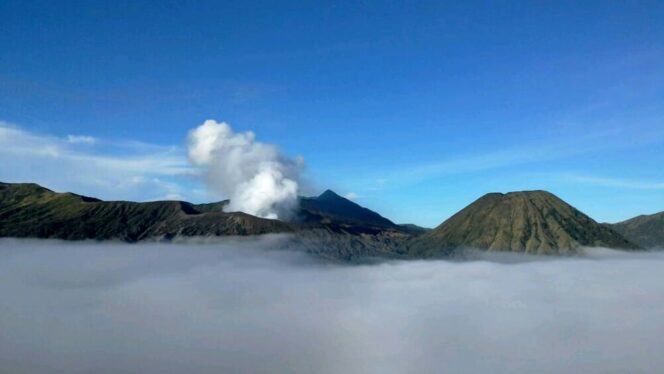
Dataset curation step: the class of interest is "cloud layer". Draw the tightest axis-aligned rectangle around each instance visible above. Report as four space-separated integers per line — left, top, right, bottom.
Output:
0 121 193 201
187 120 303 219
1 240 663 374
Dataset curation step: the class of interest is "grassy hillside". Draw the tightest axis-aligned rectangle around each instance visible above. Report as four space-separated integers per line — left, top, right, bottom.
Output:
0 182 293 241
1 182 641 259
608 212 664 248
408 191 638 256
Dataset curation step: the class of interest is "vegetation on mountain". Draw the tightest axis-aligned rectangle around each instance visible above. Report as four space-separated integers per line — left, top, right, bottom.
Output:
407 191 638 256
0 182 292 241
0 183 643 259
608 212 664 248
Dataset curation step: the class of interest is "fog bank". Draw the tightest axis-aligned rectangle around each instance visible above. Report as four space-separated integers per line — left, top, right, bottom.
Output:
1 239 663 373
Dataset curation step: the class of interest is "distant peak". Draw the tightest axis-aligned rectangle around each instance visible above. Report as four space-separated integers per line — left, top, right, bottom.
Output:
318 189 343 200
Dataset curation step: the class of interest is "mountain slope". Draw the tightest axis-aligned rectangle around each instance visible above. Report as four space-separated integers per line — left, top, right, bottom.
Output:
185 190 396 229
408 191 638 256
298 190 396 228
292 190 419 260
0 182 416 260
193 200 229 213
608 212 664 248
1 183 641 260
0 182 292 241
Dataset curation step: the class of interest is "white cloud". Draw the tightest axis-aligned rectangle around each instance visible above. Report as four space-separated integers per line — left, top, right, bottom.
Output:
344 192 359 200
66 134 96 145
353 123 664 192
562 174 664 190
0 121 197 202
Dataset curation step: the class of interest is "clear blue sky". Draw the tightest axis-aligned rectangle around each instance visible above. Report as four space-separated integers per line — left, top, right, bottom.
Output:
1 0 663 227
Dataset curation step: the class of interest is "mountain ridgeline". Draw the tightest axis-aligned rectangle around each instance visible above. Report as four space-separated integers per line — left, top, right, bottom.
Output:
0 182 293 241
298 190 395 228
607 212 664 249
0 182 654 259
407 191 638 256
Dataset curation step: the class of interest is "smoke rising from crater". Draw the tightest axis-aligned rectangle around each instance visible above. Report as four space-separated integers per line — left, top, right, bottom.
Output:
187 120 303 219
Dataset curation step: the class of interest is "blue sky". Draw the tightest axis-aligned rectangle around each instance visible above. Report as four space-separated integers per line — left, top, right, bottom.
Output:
1 0 663 227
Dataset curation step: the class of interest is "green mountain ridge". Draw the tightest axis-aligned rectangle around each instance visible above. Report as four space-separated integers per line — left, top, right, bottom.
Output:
407 190 638 256
0 182 645 259
0 182 293 241
607 212 664 248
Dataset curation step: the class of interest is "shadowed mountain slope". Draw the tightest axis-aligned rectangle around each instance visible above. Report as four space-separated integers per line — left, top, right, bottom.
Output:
608 212 664 248
298 190 396 228
0 182 416 261
178 190 398 232
1 182 642 260
193 200 229 213
408 190 638 256
0 182 292 241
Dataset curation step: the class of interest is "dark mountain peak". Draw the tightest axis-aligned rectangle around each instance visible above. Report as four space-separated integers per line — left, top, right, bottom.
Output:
298 189 395 228
408 190 638 256
318 189 343 201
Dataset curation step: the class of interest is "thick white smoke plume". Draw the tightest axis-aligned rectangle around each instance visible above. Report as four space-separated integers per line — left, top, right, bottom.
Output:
187 120 303 219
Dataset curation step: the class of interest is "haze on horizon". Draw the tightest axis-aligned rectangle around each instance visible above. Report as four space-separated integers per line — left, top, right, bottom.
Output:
1 1 663 227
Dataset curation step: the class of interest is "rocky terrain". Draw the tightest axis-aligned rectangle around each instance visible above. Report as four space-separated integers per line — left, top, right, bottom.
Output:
0 182 294 241
0 182 645 259
407 191 638 256
607 211 664 248
0 182 417 260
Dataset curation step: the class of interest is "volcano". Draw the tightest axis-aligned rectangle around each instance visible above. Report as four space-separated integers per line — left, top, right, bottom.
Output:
0 182 641 259
408 190 638 256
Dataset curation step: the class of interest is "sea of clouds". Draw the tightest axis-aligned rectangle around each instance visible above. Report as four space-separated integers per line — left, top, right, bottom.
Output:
1 238 663 374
